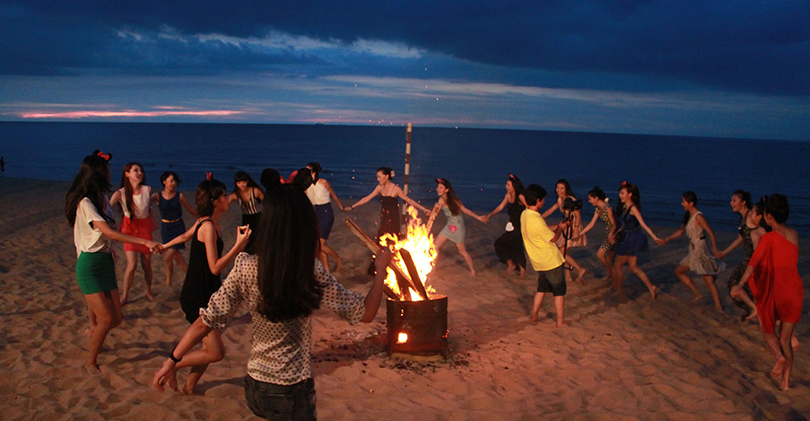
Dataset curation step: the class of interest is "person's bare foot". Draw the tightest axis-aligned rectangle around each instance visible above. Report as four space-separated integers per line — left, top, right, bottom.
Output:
744 308 758 322
146 290 155 301
470 270 477 277
597 275 610 283
688 294 704 306
771 357 786 378
556 322 568 328
519 266 526 278
779 374 791 391
167 371 179 392
84 363 102 376
529 315 539 322
335 258 344 273
649 286 659 299
792 334 800 351
715 305 724 313
575 268 587 284
120 293 128 306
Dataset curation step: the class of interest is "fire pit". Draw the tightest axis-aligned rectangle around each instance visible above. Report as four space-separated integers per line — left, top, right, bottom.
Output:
345 206 449 359
387 295 448 358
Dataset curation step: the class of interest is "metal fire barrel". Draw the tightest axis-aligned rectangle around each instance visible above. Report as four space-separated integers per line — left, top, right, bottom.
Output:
386 295 448 357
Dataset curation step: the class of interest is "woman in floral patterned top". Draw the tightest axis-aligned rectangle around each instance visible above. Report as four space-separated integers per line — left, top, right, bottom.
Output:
153 184 391 420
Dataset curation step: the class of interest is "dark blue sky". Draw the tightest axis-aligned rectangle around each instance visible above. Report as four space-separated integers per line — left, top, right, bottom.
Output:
1 0 809 139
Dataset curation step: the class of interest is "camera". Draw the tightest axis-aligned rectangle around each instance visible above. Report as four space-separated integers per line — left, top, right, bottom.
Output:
563 197 583 212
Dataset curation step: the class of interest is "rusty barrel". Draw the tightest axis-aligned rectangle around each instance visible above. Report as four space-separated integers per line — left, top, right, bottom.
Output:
386 295 448 357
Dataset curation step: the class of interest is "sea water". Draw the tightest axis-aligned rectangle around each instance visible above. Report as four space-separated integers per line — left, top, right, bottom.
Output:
1 121 808 235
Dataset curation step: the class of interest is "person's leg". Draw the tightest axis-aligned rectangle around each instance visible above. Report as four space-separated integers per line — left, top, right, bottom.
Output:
141 253 154 300
180 330 225 394
778 322 796 390
530 292 546 322
612 256 629 293
433 234 448 248
703 275 723 312
563 252 587 283
730 286 758 320
121 251 138 304
596 248 610 282
83 290 123 375
162 248 176 287
675 265 702 304
319 239 344 272
628 257 658 299
553 296 566 327
456 243 476 276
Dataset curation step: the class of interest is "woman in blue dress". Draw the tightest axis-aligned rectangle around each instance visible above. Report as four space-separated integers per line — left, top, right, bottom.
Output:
612 182 664 298
151 171 197 286
433 178 487 276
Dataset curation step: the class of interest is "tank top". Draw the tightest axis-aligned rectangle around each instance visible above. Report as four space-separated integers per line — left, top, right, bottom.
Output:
119 186 151 219
158 192 183 222
306 180 331 205
238 188 261 215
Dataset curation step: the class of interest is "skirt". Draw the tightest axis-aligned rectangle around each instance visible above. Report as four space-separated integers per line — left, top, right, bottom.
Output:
121 216 155 254
315 203 335 240
161 219 186 250
76 252 117 295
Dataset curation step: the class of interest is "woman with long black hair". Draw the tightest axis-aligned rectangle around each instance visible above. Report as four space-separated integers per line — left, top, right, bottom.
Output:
154 184 392 418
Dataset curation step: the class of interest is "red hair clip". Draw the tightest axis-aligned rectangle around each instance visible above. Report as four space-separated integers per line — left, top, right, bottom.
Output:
96 151 111 161
508 173 516 180
620 180 628 186
206 172 212 181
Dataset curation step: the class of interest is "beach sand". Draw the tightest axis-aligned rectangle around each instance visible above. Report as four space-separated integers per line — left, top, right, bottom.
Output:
1 177 808 420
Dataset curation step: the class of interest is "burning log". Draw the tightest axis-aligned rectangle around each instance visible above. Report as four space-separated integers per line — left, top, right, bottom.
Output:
425 201 443 233
343 218 429 301
399 248 428 300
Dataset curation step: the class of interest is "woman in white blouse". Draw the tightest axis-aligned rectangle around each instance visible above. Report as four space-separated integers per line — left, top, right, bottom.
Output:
153 184 391 419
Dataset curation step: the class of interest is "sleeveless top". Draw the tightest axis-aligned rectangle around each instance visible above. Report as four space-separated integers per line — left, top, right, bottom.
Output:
306 180 331 205
158 192 183 222
738 215 756 262
238 188 261 215
599 203 613 231
118 186 151 219
180 219 224 324
506 199 524 230
378 196 400 237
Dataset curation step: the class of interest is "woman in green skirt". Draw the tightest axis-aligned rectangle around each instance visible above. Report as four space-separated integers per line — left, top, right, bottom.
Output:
66 151 161 375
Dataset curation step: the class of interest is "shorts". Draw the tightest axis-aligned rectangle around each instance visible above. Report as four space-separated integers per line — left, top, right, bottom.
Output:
536 265 566 296
76 252 118 295
244 375 316 421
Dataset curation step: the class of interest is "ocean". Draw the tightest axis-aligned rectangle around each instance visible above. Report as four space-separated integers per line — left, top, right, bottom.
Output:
1 121 808 235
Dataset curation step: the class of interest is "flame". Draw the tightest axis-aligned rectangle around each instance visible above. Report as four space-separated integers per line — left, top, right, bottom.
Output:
379 206 438 301
397 332 409 344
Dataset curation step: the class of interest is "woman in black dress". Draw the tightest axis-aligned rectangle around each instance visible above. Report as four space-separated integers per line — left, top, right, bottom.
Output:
162 174 251 394
485 174 527 277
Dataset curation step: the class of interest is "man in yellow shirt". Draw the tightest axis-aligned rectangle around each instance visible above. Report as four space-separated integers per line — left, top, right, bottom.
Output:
521 184 570 327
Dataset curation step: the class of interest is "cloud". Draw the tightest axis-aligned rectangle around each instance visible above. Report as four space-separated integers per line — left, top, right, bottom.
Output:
3 1 809 95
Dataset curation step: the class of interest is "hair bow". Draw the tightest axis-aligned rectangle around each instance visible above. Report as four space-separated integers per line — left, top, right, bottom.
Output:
206 172 212 181
508 173 516 180
620 181 628 186
95 150 111 161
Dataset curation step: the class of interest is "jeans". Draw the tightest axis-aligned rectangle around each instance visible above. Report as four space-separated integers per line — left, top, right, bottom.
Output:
244 376 317 421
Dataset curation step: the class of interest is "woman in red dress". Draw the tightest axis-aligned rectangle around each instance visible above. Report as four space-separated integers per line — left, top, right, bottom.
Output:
731 194 802 391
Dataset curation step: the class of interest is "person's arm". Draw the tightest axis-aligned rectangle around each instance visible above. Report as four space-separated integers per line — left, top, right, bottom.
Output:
696 214 720 254
485 194 510 222
162 222 197 249
150 192 160 205
717 235 743 259
361 248 393 322
457 200 487 222
578 210 600 237
109 189 122 207
396 186 429 214
199 222 251 275
345 186 381 211
92 219 161 252
541 200 559 218
632 207 664 244
322 179 345 210
227 192 238 206
178 193 198 218
751 228 764 249
549 220 570 244
662 225 685 244
253 187 264 202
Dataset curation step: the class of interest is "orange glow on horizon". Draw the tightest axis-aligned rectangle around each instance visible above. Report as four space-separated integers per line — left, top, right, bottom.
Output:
21 110 244 119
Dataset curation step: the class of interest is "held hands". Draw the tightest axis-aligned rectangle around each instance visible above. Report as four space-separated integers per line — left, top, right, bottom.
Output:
477 215 487 223
343 206 352 212
654 237 666 246
714 250 724 259
146 240 164 254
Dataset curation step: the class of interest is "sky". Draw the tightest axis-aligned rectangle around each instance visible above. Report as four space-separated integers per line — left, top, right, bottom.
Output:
1 1 809 140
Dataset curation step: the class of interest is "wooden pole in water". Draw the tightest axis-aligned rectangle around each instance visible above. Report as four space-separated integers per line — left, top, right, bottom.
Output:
402 123 412 228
